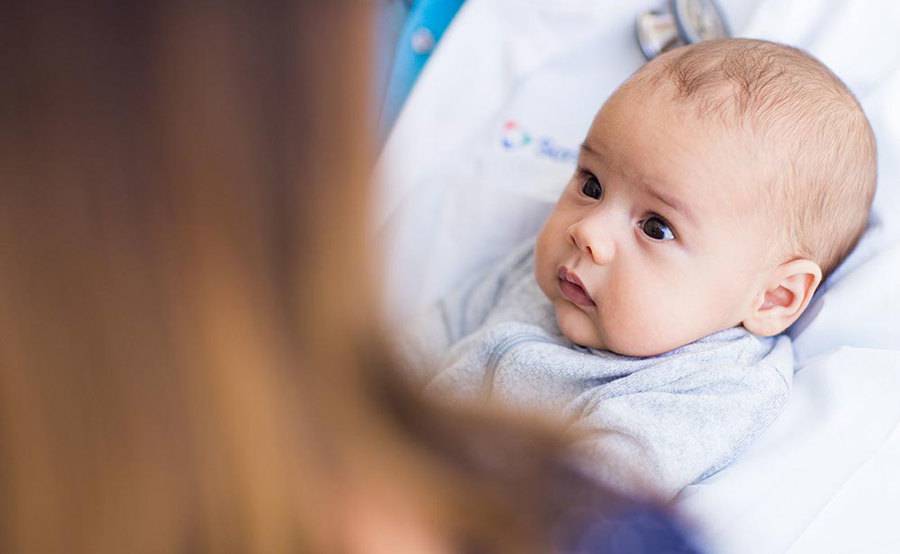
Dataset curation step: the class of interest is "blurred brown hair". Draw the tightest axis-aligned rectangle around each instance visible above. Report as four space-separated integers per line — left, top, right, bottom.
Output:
0 3 572 553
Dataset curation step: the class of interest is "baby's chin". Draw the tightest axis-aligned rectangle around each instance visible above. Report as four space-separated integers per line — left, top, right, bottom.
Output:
553 300 605 350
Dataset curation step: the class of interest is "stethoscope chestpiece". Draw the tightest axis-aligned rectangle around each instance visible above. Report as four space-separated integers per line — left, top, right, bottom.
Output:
636 0 731 60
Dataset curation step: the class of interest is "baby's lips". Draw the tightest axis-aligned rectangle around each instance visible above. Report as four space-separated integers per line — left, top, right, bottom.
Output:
558 267 596 307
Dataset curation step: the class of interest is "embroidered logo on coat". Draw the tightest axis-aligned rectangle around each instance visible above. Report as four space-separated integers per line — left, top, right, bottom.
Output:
500 120 577 163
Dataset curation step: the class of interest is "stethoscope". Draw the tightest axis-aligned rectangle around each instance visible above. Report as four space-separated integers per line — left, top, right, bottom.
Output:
636 0 731 60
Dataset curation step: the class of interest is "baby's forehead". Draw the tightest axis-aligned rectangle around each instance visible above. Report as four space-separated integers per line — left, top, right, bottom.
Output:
618 67 770 132
592 81 772 176
603 71 793 179
587 85 781 227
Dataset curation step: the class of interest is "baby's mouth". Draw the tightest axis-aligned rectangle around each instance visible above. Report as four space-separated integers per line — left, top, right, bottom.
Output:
557 267 596 307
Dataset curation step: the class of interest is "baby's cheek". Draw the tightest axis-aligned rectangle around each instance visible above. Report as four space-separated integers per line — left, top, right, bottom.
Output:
613 286 683 355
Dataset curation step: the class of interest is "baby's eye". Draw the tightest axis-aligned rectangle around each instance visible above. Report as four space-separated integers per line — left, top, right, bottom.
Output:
639 216 676 241
580 174 603 199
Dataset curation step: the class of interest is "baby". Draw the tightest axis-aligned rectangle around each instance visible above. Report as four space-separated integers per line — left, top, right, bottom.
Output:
402 39 876 499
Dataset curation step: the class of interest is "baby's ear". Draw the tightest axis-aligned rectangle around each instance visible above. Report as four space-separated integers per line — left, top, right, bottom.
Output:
742 259 822 337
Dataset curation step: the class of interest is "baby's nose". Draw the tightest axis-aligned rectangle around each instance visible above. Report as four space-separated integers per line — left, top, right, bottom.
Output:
569 220 615 265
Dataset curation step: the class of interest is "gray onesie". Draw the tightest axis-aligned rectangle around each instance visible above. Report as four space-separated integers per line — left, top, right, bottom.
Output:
402 241 793 499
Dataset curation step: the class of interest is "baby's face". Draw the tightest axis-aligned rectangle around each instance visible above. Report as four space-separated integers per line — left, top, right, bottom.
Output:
535 84 775 356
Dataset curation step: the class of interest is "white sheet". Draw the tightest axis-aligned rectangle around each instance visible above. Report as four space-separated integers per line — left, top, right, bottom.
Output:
376 1 900 551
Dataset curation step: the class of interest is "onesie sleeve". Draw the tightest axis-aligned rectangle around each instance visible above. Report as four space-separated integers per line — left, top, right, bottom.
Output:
398 242 536 382
570 336 793 500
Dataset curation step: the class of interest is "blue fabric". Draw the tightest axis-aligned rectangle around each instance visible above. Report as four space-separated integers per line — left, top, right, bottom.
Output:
560 506 703 554
543 462 705 554
377 0 465 144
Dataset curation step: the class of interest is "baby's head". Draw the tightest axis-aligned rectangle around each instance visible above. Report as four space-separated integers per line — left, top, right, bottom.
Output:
535 38 876 357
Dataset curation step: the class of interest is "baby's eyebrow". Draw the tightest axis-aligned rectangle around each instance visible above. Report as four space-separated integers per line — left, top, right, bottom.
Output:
579 141 602 159
646 186 697 226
